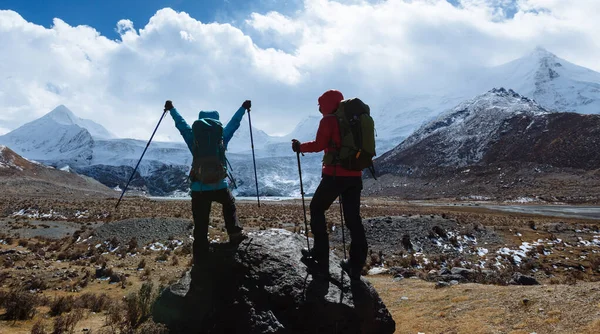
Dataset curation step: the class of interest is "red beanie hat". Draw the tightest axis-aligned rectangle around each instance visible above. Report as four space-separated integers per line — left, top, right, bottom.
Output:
318 89 344 115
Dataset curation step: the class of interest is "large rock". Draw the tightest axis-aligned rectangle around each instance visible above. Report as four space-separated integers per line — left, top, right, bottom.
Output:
153 229 396 333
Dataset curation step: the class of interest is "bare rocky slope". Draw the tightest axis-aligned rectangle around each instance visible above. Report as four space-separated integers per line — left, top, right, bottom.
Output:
0 145 116 197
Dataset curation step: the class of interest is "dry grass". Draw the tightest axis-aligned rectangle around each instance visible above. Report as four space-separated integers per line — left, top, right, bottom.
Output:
1 195 600 333
368 276 600 334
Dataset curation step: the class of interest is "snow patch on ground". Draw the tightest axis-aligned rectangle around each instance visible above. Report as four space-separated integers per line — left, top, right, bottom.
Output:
368 267 389 275
145 240 183 251
12 209 66 219
477 247 489 257
508 197 539 203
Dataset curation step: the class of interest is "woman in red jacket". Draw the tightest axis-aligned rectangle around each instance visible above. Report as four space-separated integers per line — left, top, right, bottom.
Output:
292 89 367 280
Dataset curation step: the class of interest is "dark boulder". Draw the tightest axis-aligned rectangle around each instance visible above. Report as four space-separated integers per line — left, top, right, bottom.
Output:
153 229 395 333
510 272 540 286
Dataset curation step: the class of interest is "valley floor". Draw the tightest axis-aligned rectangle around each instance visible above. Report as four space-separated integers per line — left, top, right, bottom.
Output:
1 195 599 333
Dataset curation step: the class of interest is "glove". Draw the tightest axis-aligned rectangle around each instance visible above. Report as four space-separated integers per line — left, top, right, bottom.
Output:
291 139 301 153
242 100 251 111
164 100 174 111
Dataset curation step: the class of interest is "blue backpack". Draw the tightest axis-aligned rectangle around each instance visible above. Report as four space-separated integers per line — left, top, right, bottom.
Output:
189 118 229 184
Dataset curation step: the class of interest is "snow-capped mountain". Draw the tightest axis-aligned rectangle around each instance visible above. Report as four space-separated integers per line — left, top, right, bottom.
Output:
368 88 600 200
228 119 276 154
481 47 600 114
42 105 115 139
283 115 321 142
377 88 550 171
0 106 95 163
370 47 600 153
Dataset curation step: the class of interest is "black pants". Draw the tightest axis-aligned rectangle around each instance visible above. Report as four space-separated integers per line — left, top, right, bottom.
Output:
191 189 242 263
309 175 366 272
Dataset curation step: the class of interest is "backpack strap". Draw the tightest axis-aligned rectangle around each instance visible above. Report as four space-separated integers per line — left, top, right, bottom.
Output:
322 114 341 164
225 157 237 189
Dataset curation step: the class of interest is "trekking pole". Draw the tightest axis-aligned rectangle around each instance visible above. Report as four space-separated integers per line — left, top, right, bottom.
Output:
115 110 168 209
339 195 347 260
296 151 311 250
247 109 261 207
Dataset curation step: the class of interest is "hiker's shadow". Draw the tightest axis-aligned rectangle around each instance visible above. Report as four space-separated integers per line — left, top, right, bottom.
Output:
304 274 330 302
348 277 378 323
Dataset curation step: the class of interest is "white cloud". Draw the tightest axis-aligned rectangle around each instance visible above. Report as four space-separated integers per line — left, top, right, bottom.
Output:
0 0 599 141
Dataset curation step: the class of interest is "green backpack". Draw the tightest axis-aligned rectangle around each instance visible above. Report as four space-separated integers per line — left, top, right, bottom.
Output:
189 118 229 185
324 98 377 173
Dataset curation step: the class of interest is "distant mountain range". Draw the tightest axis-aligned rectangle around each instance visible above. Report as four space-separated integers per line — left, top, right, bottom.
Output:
2 47 600 198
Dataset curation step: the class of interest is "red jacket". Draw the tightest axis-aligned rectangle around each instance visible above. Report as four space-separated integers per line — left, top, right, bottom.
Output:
300 90 362 177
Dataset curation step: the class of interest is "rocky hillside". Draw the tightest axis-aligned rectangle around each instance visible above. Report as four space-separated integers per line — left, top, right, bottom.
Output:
0 145 115 197
368 88 600 202
378 88 550 171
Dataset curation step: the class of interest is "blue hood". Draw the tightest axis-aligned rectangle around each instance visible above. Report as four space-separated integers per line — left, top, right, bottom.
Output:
198 110 220 120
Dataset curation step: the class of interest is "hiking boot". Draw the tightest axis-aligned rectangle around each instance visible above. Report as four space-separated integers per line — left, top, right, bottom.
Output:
301 248 329 278
228 230 248 245
340 259 361 280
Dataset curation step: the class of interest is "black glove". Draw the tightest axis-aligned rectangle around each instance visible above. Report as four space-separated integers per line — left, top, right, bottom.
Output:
164 100 174 111
242 100 251 111
292 139 301 153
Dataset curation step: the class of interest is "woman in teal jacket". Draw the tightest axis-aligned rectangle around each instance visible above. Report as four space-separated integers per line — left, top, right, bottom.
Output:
164 99 251 278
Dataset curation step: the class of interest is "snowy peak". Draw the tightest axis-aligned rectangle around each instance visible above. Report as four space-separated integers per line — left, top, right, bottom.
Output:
381 88 550 168
485 48 600 115
529 46 558 61
0 109 95 162
39 105 114 139
529 47 562 81
44 105 78 125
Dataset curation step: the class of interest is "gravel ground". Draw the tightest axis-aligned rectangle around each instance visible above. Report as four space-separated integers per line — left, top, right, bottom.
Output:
0 218 97 239
92 217 194 246
330 214 503 257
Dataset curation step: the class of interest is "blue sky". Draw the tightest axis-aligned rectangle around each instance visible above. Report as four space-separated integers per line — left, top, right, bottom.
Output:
0 0 301 38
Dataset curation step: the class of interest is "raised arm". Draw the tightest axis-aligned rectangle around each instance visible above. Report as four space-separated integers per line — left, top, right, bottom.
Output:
223 100 251 146
164 101 194 152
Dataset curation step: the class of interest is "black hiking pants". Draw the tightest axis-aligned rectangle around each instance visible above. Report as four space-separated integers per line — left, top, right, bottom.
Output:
309 175 367 273
191 189 242 264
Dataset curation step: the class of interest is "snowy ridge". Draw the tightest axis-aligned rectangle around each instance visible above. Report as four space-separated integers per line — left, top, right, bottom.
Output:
384 88 550 167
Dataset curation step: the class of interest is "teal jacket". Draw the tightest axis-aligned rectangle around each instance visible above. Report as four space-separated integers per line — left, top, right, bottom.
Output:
168 107 246 192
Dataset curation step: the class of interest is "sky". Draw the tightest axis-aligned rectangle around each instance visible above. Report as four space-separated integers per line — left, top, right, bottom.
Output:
0 0 599 141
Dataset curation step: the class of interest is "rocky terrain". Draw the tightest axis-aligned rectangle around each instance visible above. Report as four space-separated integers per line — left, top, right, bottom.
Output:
1 194 600 333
